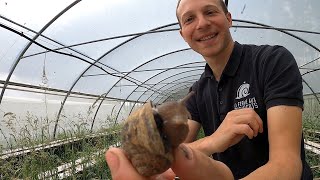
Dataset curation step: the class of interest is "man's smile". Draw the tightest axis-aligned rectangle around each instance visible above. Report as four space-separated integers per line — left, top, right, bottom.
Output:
197 33 218 42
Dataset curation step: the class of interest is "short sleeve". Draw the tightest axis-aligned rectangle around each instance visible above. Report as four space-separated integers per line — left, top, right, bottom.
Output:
262 46 304 109
186 81 201 123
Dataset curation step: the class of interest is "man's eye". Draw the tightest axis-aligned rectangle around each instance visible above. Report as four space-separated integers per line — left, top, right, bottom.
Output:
184 17 194 24
206 10 214 15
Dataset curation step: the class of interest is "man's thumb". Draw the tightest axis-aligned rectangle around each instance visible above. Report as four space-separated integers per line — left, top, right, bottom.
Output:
106 148 120 174
172 144 233 180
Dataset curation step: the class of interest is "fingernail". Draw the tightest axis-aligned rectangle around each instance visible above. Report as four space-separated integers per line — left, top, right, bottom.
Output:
155 175 165 180
179 144 193 160
106 150 120 173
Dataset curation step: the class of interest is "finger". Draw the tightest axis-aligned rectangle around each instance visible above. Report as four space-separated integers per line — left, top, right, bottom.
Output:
172 144 233 180
243 109 263 133
233 110 263 136
153 168 176 180
232 115 259 137
242 109 264 133
106 148 147 180
234 124 254 139
257 114 264 133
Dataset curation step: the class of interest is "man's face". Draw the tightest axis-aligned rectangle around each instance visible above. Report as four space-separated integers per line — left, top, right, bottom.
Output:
177 0 233 58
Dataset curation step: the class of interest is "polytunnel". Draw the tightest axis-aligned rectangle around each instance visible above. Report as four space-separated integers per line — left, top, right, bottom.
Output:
0 0 319 179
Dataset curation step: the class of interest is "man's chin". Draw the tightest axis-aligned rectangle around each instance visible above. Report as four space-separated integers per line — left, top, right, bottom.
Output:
198 48 221 58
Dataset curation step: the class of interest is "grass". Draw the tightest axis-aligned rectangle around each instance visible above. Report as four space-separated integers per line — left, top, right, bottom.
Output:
0 96 319 179
303 96 320 177
0 108 122 179
0 128 120 179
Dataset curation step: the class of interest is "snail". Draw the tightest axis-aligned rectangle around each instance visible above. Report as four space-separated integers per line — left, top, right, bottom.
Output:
121 91 194 177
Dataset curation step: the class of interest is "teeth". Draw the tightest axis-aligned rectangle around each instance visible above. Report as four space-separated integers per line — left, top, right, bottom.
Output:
199 34 215 41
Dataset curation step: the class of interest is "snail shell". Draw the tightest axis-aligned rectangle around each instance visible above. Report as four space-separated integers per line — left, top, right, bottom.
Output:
121 92 194 176
121 101 173 176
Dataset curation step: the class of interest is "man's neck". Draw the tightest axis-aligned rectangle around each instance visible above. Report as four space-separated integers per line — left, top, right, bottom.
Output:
204 41 235 81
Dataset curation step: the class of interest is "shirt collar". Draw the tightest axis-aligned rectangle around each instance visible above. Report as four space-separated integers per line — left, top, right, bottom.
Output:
203 41 243 79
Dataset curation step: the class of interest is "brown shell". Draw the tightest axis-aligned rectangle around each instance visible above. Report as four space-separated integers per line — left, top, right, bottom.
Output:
121 101 174 177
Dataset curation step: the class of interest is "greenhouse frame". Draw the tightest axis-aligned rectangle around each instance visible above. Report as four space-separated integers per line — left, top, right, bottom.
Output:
0 0 319 179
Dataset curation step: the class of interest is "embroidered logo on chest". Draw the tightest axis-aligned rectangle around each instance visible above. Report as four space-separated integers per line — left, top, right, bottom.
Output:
234 82 259 109
236 82 250 99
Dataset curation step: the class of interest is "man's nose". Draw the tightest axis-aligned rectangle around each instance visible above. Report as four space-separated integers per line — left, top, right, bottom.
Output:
196 16 210 30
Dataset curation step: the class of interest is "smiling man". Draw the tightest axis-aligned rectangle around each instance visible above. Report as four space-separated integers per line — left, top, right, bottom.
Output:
106 0 313 179
177 0 313 179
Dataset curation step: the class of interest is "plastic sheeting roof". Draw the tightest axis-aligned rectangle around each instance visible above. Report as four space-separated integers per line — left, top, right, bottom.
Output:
0 0 320 136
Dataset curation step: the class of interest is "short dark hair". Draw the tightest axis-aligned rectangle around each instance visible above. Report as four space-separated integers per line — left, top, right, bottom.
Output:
176 0 228 27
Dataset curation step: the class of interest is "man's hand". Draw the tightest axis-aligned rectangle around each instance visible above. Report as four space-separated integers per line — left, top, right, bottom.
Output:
106 144 233 180
213 108 263 152
188 108 263 155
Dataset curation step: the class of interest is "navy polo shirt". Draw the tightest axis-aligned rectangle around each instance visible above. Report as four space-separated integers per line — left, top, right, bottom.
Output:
186 42 312 179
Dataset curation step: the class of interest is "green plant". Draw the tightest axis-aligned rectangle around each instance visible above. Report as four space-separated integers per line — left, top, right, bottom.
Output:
303 95 320 178
0 107 121 179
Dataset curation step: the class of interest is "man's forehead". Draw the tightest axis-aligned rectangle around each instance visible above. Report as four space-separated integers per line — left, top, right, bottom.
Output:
177 0 221 16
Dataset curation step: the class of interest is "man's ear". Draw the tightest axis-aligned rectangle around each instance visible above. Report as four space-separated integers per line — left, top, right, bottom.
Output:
226 12 232 27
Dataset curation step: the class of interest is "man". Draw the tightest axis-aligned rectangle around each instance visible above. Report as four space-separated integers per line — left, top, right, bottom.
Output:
178 0 312 179
106 0 313 179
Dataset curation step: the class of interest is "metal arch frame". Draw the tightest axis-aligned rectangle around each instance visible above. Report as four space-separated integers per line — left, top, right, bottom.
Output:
20 24 320 60
152 75 202 104
160 85 192 103
22 28 180 59
97 48 192 99
125 74 200 121
122 64 205 120
1 19 318 106
109 65 205 76
231 25 320 36
154 79 196 104
132 68 203 104
0 20 171 137
0 14 102 66
125 19 320 108
93 61 202 128
89 48 192 131
156 84 191 103
135 20 320 106
0 0 82 104
137 73 202 107
230 25 320 99
233 19 320 52
155 72 320 105
302 79 320 104
54 23 181 137
152 21 320 104
1 15 319 136
157 20 320 103
6 19 316 126
3 19 320 100
300 56 320 68
0 22 161 101
0 16 153 101
302 67 320 76
125 64 204 116
232 19 320 103
121 73 203 120
301 68 320 104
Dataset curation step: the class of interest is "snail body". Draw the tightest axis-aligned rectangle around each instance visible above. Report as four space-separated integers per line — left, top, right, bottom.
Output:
121 92 194 176
155 101 190 148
